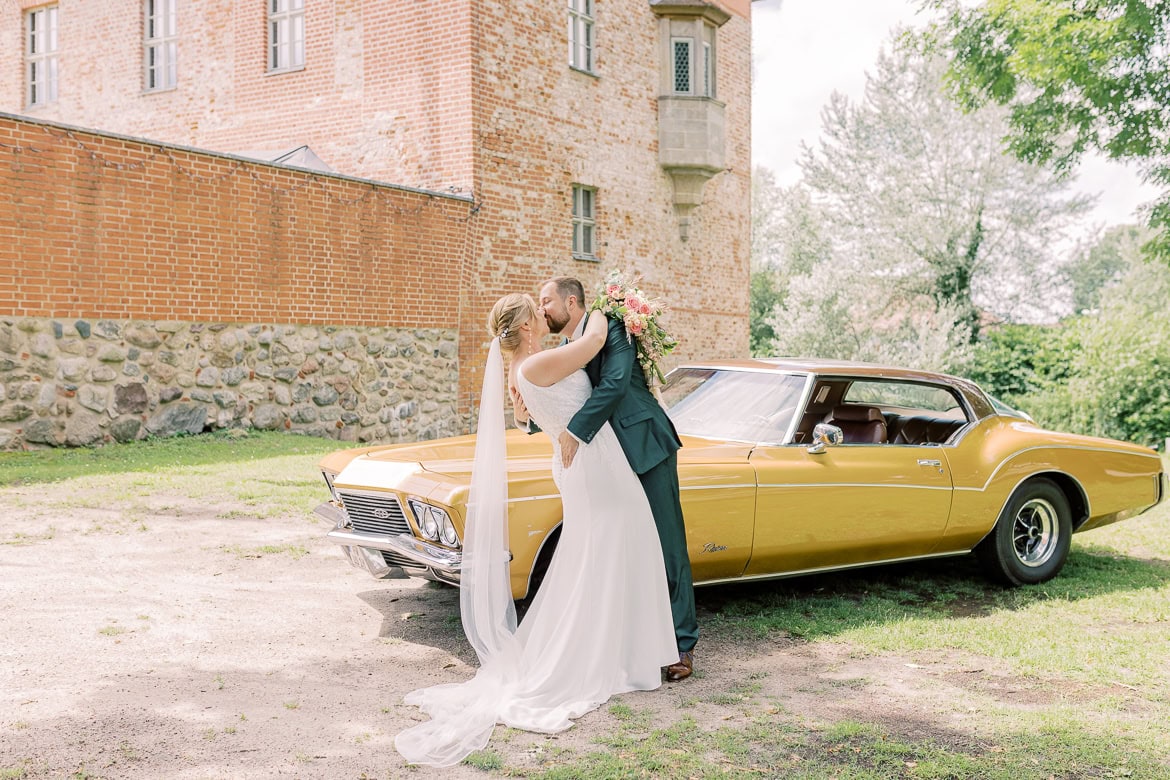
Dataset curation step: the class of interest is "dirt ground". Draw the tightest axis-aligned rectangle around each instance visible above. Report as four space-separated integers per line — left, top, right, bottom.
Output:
0 482 1061 779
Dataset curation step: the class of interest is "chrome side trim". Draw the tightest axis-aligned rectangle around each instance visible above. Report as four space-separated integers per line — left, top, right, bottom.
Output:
681 483 756 491
695 549 970 588
952 444 1161 493
756 482 951 491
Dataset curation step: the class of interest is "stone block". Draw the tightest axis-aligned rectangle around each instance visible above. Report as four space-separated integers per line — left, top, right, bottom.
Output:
65 412 104 446
110 416 142 443
114 383 150 414
124 324 162 349
312 385 340 406
94 320 122 340
222 366 247 386
146 403 207 437
30 333 55 358
59 357 89 382
24 418 60 446
0 403 33 422
196 367 220 387
78 385 109 413
97 344 128 363
252 403 283 430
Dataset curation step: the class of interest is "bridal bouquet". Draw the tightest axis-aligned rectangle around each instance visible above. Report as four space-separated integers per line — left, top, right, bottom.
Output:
590 269 678 388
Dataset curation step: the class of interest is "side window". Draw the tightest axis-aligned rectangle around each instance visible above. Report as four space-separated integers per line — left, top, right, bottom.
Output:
568 0 594 73
842 380 970 446
571 185 596 259
144 0 178 91
671 38 691 93
26 5 59 108
269 0 304 73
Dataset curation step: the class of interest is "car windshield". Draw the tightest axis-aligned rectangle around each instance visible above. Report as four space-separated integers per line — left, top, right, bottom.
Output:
661 368 808 443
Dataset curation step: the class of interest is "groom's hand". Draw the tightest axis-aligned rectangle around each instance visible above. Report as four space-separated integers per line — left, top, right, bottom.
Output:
558 431 579 468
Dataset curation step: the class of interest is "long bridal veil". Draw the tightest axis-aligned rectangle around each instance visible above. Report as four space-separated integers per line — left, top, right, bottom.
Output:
394 336 522 767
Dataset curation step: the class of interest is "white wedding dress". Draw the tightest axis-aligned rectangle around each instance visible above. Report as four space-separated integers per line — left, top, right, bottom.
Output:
395 367 678 767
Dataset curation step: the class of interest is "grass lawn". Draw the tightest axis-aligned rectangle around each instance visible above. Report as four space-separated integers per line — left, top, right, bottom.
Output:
0 434 1166 779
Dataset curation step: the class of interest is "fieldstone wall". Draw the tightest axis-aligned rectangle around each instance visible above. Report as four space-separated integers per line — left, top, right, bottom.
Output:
0 318 460 451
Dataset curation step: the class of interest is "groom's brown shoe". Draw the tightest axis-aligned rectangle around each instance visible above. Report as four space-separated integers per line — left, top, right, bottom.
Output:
665 651 693 682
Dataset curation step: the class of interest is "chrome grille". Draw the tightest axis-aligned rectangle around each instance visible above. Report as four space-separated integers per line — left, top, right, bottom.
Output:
339 491 411 537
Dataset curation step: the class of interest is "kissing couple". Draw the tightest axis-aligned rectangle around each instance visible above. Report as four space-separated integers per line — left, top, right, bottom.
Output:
394 276 699 767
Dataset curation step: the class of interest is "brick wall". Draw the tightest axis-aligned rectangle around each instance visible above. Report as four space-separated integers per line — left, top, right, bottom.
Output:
460 0 752 399
0 0 753 448
0 0 476 192
0 113 473 449
0 114 473 325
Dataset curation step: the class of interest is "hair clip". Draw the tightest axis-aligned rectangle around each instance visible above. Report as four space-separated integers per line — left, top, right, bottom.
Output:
500 327 509 339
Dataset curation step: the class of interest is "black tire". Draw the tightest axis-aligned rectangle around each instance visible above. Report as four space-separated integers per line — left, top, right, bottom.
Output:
514 526 561 622
976 477 1072 586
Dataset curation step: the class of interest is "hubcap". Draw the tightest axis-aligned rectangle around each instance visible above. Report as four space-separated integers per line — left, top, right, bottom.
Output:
1013 498 1058 568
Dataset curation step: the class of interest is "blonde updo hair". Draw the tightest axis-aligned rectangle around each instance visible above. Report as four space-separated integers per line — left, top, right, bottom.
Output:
487 293 538 354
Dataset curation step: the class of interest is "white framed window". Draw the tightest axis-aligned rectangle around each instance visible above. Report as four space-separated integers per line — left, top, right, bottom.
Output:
269 0 304 73
25 5 59 108
671 37 692 94
144 0 177 91
571 185 596 259
567 0 594 73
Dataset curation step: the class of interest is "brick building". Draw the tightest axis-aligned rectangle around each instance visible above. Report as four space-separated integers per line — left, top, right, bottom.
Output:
0 0 751 448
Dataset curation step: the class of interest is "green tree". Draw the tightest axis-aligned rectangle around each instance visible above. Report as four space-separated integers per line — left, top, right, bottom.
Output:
921 0 1170 260
750 168 831 356
798 43 1090 337
752 39 1089 372
1063 224 1148 314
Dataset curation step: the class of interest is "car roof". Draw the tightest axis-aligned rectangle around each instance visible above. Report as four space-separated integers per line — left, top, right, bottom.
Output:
677 357 964 385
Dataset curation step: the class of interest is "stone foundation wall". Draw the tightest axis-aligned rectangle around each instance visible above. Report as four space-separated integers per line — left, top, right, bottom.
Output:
0 317 460 451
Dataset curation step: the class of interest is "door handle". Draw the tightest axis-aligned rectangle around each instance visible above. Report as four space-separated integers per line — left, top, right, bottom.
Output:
917 459 942 467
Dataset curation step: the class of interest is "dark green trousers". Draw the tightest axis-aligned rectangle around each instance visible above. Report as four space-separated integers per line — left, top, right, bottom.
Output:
639 451 698 653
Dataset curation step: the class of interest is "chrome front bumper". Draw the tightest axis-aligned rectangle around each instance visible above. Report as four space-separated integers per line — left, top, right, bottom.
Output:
315 501 463 582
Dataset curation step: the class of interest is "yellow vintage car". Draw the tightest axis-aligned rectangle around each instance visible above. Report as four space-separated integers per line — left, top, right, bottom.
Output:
314 359 1167 597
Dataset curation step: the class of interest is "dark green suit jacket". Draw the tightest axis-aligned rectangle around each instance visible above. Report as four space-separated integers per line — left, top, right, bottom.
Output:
566 313 682 475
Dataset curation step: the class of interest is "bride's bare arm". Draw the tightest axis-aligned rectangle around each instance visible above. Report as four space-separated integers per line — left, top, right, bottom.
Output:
521 314 608 387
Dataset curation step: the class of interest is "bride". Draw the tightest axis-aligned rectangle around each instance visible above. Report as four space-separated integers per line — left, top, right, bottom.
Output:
394 293 678 767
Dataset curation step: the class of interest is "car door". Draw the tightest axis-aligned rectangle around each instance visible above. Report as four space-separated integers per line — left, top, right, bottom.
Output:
746 439 954 576
676 439 757 582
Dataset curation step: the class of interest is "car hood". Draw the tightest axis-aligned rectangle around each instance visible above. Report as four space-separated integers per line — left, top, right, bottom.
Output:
329 430 754 493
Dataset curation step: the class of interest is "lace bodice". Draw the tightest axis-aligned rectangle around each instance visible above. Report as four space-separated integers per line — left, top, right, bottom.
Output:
516 367 591 439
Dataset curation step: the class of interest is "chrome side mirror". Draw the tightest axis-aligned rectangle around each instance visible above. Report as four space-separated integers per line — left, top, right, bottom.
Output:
807 423 843 455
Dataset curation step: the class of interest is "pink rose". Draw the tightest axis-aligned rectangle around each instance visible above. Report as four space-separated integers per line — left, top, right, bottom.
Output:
626 294 643 312
607 284 621 296
628 320 644 335
640 301 653 315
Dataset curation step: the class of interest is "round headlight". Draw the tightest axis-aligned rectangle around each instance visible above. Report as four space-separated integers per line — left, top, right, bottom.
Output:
438 512 459 547
420 508 439 539
408 499 440 540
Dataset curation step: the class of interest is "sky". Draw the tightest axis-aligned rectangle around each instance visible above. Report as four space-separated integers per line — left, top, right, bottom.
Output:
750 0 1159 236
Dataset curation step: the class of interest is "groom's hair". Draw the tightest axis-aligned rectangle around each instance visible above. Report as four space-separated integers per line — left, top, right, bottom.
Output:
547 276 585 309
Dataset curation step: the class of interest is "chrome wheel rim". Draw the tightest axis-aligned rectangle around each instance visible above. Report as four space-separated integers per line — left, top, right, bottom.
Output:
1013 498 1058 568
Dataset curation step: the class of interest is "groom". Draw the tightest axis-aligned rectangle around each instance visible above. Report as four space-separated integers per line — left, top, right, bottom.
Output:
520 276 699 681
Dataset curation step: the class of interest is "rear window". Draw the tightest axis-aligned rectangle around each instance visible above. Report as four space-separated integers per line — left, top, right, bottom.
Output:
843 380 966 419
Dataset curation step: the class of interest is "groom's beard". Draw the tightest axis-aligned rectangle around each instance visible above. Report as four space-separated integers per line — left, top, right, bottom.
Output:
545 310 569 335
